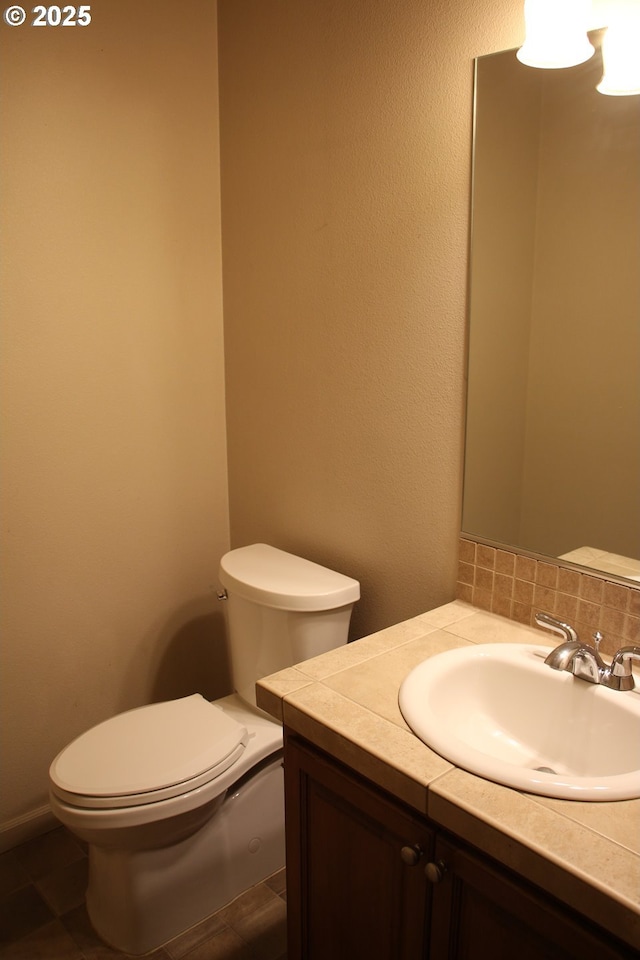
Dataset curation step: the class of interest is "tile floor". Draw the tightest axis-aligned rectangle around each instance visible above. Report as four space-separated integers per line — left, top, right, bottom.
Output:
0 827 287 959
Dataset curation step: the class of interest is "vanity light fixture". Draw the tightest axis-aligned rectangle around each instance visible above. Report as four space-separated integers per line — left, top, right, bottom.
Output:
597 12 640 96
517 0 595 69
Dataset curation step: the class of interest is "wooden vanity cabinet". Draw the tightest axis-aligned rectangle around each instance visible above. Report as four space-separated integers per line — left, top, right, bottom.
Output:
428 834 635 960
284 731 434 959
284 732 636 960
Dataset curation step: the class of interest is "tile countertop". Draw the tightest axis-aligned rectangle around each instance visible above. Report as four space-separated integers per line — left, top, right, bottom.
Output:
256 601 640 951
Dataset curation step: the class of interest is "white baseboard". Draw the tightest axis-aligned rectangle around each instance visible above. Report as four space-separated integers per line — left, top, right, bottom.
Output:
0 804 58 854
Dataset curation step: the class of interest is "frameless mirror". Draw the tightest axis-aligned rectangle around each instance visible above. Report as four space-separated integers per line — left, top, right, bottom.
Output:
463 40 640 582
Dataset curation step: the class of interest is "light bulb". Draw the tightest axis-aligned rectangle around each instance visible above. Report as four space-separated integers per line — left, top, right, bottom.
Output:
597 15 640 95
517 0 595 69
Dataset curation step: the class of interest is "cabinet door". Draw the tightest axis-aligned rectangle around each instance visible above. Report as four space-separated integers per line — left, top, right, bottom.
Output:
285 733 433 960
428 835 636 960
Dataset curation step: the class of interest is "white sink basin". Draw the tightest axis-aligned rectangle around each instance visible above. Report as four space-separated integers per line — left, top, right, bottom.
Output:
399 643 640 801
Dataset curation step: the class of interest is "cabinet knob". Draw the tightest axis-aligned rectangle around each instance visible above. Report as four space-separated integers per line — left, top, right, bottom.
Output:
400 845 423 866
425 860 447 883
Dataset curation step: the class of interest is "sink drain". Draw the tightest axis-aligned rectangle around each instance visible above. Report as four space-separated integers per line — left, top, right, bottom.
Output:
534 766 557 774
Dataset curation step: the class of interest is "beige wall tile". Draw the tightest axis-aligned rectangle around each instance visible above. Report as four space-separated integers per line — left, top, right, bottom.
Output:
515 555 537 582
459 539 477 563
536 562 558 588
495 551 516 576
580 576 605 604
458 539 640 646
477 544 496 569
513 579 534 605
558 568 581 596
475 567 494 592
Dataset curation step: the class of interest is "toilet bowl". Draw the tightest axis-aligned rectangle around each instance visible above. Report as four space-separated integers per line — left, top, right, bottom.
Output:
49 544 359 955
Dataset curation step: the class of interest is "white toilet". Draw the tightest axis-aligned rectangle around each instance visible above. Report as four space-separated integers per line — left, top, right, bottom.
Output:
48 544 359 955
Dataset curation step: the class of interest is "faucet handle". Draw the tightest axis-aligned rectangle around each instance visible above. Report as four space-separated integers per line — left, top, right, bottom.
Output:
535 612 579 644
602 646 640 691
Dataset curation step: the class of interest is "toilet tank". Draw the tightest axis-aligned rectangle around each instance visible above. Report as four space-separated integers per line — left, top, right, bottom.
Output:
219 544 360 707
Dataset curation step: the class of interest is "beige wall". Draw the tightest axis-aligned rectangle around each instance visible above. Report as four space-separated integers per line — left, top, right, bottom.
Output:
0 1 229 844
218 0 525 642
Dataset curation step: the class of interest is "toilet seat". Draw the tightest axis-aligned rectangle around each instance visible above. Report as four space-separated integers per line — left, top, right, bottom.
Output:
49 695 248 810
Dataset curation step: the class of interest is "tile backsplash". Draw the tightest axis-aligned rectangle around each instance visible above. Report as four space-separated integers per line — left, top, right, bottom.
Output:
456 537 640 657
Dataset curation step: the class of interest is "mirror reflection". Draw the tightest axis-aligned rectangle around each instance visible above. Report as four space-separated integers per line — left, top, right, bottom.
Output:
463 42 640 583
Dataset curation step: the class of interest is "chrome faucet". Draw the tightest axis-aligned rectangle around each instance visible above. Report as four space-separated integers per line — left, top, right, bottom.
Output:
534 612 640 691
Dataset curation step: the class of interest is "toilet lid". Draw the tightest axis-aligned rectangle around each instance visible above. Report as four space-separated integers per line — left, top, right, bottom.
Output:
219 543 360 611
49 695 249 809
